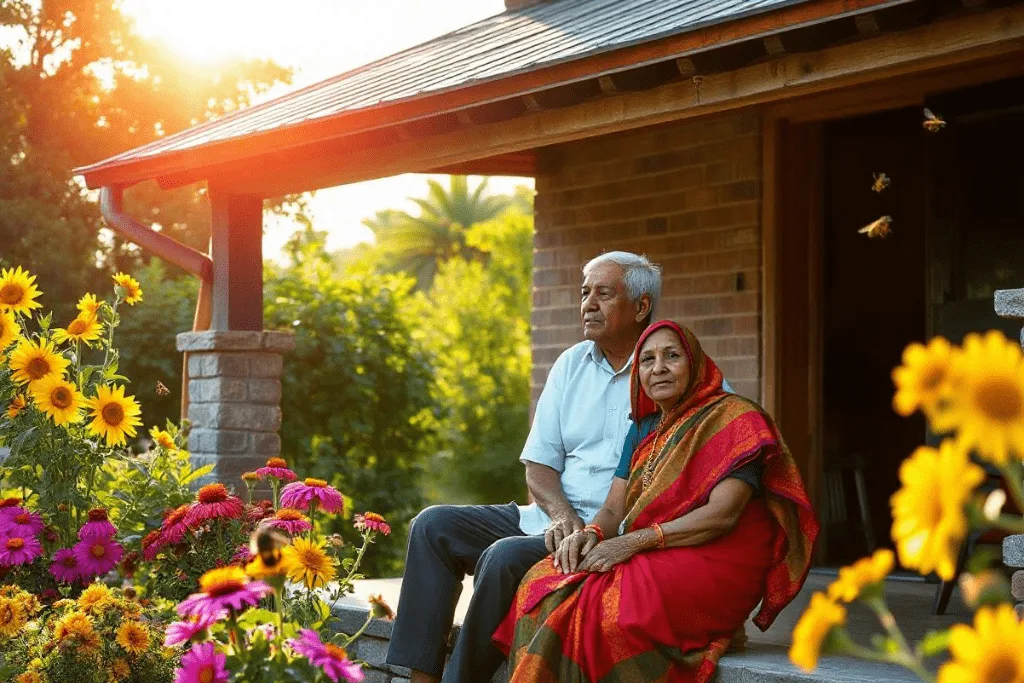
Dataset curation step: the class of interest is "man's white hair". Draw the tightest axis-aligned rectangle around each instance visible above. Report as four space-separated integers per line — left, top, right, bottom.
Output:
582 251 662 322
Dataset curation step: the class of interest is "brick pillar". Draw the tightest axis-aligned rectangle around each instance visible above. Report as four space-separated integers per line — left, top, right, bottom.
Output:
995 288 1024 611
176 330 295 484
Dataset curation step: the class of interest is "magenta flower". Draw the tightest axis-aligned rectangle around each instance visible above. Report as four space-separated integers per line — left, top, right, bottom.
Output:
184 484 244 528
290 629 364 682
78 508 117 540
232 545 254 565
262 508 313 535
280 478 344 514
0 533 42 567
164 612 222 647
50 547 82 583
74 535 123 577
177 567 272 620
174 641 228 683
0 508 44 537
354 512 391 536
254 457 297 482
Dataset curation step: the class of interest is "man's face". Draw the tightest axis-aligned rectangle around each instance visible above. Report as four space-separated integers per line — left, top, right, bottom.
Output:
580 262 636 343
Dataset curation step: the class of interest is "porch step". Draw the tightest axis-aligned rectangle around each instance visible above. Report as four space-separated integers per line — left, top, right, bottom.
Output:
715 645 923 683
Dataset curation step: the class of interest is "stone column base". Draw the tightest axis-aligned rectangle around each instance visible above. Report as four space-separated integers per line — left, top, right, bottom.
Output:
176 330 295 485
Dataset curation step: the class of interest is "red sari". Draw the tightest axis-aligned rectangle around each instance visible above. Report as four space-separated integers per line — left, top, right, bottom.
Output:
494 321 818 683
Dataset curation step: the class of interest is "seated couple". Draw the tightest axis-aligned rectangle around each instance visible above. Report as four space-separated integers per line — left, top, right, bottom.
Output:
386 252 818 683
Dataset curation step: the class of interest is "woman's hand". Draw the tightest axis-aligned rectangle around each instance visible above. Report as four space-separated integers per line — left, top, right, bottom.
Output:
553 528 600 574
577 535 640 573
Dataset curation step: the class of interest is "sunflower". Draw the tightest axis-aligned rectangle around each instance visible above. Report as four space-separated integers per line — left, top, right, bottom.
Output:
109 658 131 681
0 595 28 637
891 441 985 581
77 582 114 613
0 310 19 350
8 338 69 388
116 620 150 655
929 331 1024 465
52 313 103 346
77 292 101 316
86 385 143 447
148 426 177 451
892 337 958 417
112 272 143 306
0 267 42 316
15 672 42 683
282 537 337 589
827 549 894 603
6 395 27 420
789 593 847 672
938 603 1024 683
31 375 85 426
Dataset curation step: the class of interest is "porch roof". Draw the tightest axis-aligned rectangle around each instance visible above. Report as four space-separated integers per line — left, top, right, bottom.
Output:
74 0 901 191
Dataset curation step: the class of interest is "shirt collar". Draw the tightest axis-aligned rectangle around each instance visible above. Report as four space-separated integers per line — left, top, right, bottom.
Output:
587 341 634 376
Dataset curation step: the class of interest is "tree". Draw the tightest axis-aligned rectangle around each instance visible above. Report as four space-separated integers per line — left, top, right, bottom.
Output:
364 176 511 288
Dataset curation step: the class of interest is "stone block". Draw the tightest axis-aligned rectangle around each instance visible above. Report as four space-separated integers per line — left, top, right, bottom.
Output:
188 354 212 378
249 354 284 378
247 378 282 404
215 456 265 485
202 353 253 378
355 636 389 667
186 428 249 455
1014 571 1024 601
1004 535 1024 568
262 331 296 352
177 331 265 352
189 378 248 403
995 289 1024 320
250 432 282 456
360 670 390 683
192 404 281 432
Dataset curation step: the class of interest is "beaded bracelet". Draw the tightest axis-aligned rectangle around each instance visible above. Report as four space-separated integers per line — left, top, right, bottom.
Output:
650 522 665 549
583 524 605 542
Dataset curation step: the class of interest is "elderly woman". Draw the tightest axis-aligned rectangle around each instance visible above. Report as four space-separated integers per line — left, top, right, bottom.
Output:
493 321 818 683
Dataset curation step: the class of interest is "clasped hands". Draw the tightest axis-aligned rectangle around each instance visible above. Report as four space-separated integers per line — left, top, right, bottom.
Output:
546 520 636 574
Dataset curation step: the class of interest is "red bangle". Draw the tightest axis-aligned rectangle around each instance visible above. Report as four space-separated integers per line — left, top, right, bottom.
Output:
650 522 665 549
583 524 605 542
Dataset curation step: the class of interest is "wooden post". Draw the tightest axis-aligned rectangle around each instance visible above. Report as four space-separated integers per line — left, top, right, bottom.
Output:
209 187 264 331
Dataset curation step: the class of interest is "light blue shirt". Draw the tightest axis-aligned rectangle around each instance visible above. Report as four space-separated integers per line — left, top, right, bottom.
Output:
517 340 733 535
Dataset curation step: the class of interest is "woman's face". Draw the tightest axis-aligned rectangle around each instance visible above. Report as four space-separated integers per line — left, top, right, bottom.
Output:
638 328 691 411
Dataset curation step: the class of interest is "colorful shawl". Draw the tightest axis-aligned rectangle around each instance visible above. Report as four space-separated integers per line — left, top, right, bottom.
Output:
494 321 818 683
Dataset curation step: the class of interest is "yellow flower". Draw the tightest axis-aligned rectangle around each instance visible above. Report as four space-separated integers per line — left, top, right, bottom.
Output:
112 272 143 306
77 293 101 316
282 537 337 589
892 337 958 417
827 549 894 603
0 266 42 315
6 394 27 419
15 672 43 683
891 441 985 581
109 658 131 681
930 331 1024 465
30 375 85 426
54 611 100 653
789 593 846 672
0 310 19 350
148 426 177 451
116 620 150 655
246 551 288 580
8 338 69 388
77 582 114 613
52 313 103 346
0 595 28 637
86 385 143 447
939 604 1024 683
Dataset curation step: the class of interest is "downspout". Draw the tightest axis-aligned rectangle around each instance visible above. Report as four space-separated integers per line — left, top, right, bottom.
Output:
99 186 215 422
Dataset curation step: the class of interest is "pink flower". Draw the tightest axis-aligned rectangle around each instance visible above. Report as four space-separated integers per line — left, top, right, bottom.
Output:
78 508 117 540
177 567 272 620
0 508 44 537
174 642 228 683
159 504 191 546
165 612 222 647
50 547 82 583
0 533 42 566
232 545 254 565
74 536 123 577
254 457 297 482
262 508 313 535
184 484 244 528
290 629 364 682
354 512 391 536
280 478 344 514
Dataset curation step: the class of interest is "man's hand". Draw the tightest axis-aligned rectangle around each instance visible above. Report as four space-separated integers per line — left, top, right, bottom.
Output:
544 514 584 553
577 535 639 573
553 528 600 573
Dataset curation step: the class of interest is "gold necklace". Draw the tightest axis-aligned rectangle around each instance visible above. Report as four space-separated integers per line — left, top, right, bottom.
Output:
641 420 668 491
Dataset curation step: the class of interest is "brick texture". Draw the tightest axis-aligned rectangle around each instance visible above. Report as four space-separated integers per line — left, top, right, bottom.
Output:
532 110 763 404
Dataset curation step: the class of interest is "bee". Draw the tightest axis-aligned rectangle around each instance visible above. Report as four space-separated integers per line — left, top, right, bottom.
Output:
250 526 290 569
871 173 891 193
923 107 946 133
858 215 893 239
155 381 170 396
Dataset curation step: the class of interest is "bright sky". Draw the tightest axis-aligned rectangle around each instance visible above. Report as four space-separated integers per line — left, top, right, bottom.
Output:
119 0 534 258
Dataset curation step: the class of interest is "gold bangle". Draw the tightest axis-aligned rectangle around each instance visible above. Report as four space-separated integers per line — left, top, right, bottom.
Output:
650 522 665 549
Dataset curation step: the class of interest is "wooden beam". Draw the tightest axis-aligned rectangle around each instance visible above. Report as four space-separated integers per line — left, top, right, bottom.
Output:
204 5 1024 196
209 188 263 331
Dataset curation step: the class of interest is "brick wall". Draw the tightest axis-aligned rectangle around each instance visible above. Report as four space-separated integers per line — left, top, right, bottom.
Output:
532 109 763 403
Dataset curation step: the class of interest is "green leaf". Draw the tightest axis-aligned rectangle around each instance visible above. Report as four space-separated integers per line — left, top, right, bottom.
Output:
918 629 951 657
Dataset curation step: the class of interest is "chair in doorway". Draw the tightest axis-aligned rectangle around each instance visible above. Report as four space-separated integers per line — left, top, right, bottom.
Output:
822 451 876 559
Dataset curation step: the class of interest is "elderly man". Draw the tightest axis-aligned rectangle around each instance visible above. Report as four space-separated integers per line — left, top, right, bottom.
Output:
387 251 732 683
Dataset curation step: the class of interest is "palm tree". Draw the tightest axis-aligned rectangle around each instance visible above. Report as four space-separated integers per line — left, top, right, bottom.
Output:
364 176 511 288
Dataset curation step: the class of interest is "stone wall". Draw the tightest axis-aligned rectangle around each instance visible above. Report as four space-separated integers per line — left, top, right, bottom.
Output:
532 110 763 404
